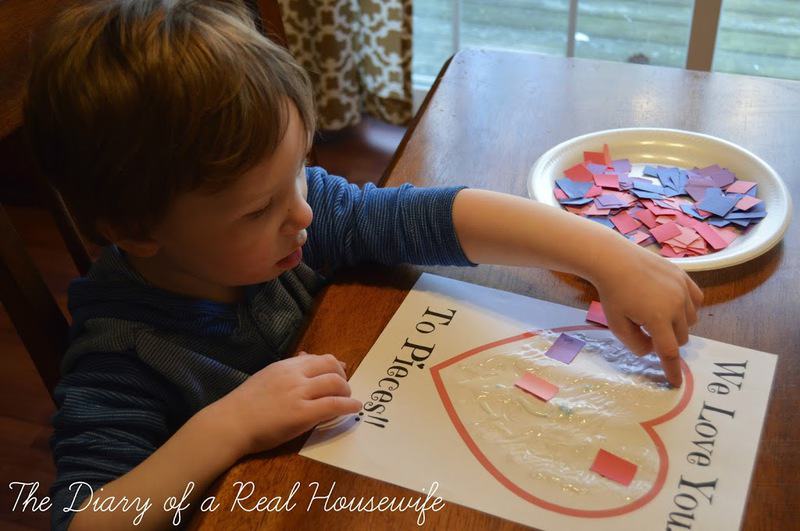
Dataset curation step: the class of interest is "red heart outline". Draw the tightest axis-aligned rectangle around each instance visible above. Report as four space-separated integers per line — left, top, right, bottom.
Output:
430 325 694 518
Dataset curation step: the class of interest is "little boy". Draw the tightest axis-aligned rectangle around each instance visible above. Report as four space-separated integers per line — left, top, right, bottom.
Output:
23 1 702 529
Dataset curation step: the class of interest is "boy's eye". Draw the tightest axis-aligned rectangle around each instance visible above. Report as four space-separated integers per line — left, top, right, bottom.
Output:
247 202 271 219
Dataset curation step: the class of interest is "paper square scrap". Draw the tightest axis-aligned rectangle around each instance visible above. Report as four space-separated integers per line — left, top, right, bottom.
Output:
586 300 608 327
649 222 682 243
726 180 757 194
544 333 586 364
735 196 762 211
610 211 642 234
590 449 638 486
514 373 559 401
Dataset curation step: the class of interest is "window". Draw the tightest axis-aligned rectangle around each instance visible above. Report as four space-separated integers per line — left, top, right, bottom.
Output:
714 0 800 79
413 0 800 90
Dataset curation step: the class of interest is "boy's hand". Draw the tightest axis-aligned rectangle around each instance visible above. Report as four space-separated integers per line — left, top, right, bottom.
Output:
590 246 704 388
212 352 362 456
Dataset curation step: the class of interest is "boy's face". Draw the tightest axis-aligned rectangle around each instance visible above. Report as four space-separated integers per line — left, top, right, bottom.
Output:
122 102 313 303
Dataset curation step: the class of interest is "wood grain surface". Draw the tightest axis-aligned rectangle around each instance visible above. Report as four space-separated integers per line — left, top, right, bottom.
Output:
192 51 799 530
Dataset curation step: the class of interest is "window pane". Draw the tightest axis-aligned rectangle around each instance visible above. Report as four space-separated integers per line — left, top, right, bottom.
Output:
574 0 693 68
413 0 456 84
460 1 569 57
714 0 800 80
413 1 570 87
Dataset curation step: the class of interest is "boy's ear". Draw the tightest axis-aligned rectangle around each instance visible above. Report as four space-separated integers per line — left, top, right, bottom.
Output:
96 220 161 258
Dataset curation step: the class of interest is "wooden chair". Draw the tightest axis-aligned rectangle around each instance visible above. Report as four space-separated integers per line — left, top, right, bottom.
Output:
0 0 305 402
0 203 68 401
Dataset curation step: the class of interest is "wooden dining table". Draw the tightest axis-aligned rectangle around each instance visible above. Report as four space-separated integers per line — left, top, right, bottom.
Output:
190 50 799 530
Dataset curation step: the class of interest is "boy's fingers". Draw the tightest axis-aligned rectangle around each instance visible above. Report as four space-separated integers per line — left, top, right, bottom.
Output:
305 373 351 400
302 353 347 379
648 321 683 387
686 276 704 308
685 296 698 327
673 314 689 346
310 396 363 421
606 312 651 356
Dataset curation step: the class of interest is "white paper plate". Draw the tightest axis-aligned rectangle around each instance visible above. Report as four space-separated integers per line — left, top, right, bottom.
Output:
528 128 792 271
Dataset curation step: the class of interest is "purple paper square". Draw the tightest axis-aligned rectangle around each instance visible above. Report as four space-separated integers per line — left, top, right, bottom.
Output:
612 159 632 174
545 333 586 364
685 185 710 202
586 162 609 175
686 175 716 188
694 164 723 176
596 194 626 208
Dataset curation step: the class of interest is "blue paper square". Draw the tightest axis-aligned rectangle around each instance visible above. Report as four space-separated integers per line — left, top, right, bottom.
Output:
697 193 738 217
556 178 593 199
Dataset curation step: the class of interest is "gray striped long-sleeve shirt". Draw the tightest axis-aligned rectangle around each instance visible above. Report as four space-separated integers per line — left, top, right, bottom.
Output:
49 166 475 529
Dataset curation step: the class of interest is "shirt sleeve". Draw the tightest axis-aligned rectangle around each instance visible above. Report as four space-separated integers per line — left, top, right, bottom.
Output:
49 351 186 531
302 166 478 273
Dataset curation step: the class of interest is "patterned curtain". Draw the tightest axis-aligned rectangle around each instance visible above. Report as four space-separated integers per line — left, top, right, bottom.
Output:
277 0 413 131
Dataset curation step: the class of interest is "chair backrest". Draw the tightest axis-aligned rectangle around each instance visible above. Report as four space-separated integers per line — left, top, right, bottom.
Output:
0 0 83 403
250 0 289 48
0 203 68 401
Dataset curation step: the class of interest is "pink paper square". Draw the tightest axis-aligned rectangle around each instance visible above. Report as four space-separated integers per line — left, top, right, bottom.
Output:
688 237 707 251
717 226 740 245
632 209 658 229
602 143 612 166
650 222 682 243
584 204 611 216
725 180 757 194
586 301 608 327
612 191 636 205
554 188 568 200
691 221 729 250
642 200 675 216
610 211 642 234
590 449 638 486
735 196 762 211
593 173 620 190
657 198 682 210
514 373 559 401
628 230 651 245
672 211 697 226
660 245 686 258
673 227 700 247
585 185 604 198
564 163 595 182
584 151 606 165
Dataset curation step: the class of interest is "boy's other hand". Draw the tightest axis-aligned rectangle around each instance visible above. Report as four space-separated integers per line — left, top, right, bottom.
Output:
590 246 704 388
212 352 362 456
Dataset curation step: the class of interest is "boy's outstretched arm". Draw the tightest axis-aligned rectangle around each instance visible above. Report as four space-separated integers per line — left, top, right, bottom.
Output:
451 188 704 387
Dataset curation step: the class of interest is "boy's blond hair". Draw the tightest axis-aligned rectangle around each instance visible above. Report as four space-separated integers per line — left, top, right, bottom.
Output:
24 0 315 245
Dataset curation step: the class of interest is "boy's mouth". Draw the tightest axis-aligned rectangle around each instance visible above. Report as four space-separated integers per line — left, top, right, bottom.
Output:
276 247 303 269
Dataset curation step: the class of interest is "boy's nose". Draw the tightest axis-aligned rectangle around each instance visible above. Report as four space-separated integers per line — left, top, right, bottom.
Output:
284 197 313 234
